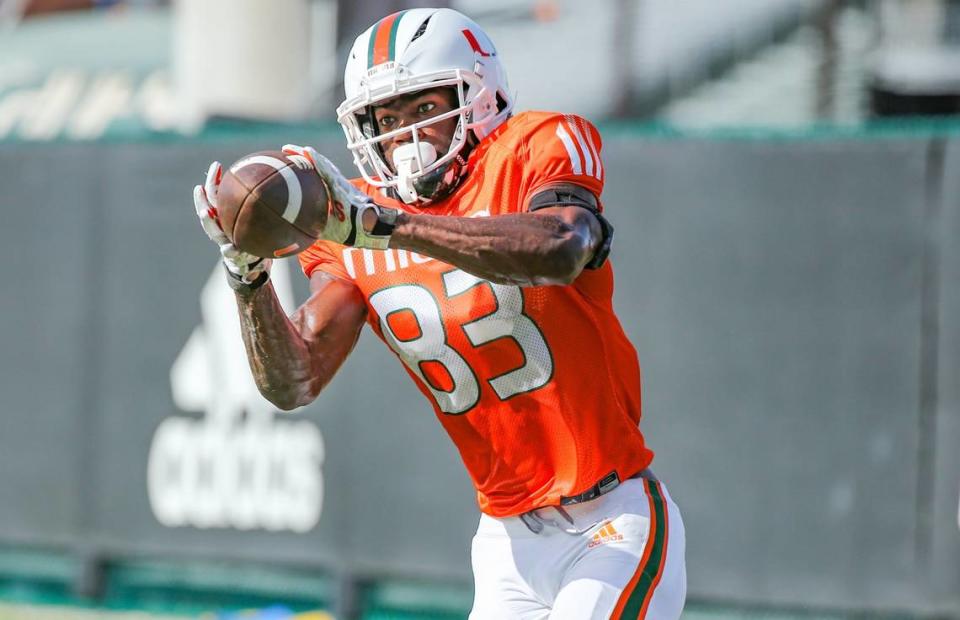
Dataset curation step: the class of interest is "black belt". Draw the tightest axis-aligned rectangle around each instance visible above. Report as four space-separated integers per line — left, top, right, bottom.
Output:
559 468 655 506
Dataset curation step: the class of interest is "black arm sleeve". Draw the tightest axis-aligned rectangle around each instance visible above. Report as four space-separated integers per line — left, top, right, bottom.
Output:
527 183 614 269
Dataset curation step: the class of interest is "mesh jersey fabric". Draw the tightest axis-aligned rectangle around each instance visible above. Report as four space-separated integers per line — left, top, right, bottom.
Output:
299 110 653 517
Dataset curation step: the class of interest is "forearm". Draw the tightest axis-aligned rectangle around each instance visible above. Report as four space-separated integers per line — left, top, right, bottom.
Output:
387 210 597 286
233 282 319 410
233 275 366 410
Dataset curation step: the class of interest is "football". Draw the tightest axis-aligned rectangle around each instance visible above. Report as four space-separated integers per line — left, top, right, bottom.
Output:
217 150 330 258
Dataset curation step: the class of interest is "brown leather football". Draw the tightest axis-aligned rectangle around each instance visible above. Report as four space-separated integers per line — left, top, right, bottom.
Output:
217 151 329 258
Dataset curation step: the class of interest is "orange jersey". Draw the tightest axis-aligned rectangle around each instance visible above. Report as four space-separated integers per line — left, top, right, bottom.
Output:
299 111 653 517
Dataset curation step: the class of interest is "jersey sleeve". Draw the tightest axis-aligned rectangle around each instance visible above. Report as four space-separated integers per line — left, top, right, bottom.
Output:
519 113 605 212
297 240 351 280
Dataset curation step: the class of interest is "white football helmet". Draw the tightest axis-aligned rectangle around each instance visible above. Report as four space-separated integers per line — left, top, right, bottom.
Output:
337 8 513 204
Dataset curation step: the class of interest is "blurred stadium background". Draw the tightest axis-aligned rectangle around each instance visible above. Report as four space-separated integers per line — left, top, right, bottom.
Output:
1 0 960 618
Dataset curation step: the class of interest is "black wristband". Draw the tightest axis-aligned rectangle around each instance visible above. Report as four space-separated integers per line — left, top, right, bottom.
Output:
224 264 270 291
370 207 399 236
585 212 614 270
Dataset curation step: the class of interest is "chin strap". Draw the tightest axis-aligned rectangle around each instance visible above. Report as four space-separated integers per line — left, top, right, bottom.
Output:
392 142 438 203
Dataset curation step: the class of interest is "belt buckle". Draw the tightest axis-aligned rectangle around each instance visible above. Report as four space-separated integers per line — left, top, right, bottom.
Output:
598 471 620 495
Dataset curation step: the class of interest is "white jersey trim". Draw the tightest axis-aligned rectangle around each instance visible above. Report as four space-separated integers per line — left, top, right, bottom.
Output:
578 117 603 180
567 115 594 178
555 122 583 175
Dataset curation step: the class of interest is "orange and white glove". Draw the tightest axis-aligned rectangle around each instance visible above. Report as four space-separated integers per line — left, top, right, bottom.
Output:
193 161 272 287
282 144 397 250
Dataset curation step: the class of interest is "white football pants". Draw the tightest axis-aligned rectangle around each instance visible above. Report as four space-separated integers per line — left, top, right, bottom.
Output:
469 477 686 619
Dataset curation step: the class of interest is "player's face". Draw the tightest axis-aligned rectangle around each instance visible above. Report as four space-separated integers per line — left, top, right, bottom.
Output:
372 87 460 168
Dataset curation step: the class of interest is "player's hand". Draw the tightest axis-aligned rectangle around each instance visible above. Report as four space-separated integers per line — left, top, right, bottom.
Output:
282 144 395 250
193 161 273 286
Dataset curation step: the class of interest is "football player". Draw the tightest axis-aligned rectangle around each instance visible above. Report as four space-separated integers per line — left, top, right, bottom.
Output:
194 8 686 618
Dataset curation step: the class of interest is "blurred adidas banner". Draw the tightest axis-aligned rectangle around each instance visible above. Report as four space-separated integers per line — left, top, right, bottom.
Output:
148 261 325 533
